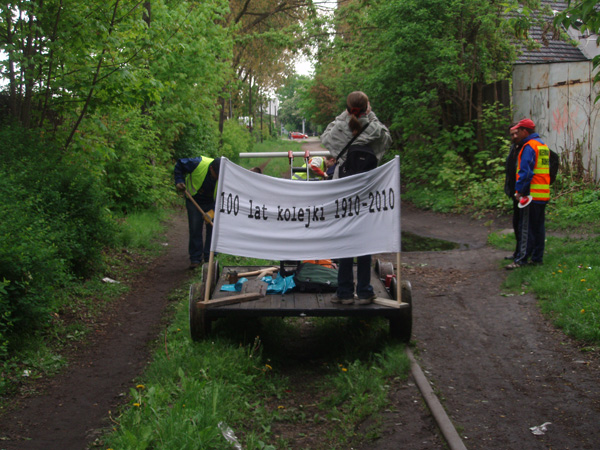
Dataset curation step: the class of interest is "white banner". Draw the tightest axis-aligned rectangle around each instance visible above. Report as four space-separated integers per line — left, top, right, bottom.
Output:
211 157 401 260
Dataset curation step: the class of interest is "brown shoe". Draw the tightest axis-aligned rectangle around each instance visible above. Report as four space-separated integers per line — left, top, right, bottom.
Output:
188 262 200 270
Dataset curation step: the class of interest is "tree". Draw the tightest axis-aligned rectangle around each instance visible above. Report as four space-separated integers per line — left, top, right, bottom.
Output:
311 0 518 160
217 0 316 134
276 74 315 132
0 0 231 152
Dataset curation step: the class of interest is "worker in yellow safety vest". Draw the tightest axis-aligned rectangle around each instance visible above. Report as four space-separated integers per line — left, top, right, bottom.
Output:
174 156 220 269
506 118 550 270
293 156 336 180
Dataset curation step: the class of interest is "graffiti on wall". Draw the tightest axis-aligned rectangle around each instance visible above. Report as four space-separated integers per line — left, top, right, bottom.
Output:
551 104 585 143
531 90 548 134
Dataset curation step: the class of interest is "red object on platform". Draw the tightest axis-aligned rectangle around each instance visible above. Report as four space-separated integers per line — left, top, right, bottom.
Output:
385 274 396 288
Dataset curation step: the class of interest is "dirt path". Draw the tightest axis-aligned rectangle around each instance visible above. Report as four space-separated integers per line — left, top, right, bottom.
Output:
1 164 599 449
392 203 600 450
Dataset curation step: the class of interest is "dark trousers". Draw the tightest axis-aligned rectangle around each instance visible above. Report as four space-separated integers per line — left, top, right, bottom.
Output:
337 255 374 299
186 198 213 264
511 199 520 258
515 202 546 265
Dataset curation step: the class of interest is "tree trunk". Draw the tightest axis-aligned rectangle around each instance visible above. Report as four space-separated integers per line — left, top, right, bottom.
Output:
143 1 151 25
141 1 152 119
21 10 38 128
5 10 19 120
248 73 253 133
39 0 64 129
218 95 226 135
475 82 484 155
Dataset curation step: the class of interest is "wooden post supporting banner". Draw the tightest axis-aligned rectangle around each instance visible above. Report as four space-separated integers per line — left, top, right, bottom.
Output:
397 252 402 304
203 251 215 303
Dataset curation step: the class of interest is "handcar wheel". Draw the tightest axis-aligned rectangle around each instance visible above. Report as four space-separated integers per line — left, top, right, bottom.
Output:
389 280 412 342
378 261 394 280
189 282 211 341
375 259 382 276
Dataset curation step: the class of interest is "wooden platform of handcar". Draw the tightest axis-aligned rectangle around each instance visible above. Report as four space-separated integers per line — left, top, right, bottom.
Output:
189 260 413 342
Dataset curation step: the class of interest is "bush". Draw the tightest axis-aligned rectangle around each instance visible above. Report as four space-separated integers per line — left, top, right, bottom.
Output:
0 175 70 348
172 120 220 161
102 112 173 212
43 165 115 275
221 120 253 163
400 104 512 215
0 124 115 352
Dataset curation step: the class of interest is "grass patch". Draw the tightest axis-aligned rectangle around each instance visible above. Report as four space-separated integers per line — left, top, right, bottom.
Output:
501 235 600 343
114 208 172 250
487 231 517 252
239 139 305 178
546 187 600 233
402 186 458 213
97 254 411 450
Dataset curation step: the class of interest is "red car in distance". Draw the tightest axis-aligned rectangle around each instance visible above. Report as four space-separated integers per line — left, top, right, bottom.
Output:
290 132 308 139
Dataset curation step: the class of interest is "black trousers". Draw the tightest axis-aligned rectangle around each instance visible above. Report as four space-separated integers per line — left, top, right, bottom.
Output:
515 202 546 264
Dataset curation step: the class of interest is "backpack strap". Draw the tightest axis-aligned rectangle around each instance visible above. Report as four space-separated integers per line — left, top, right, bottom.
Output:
336 122 370 162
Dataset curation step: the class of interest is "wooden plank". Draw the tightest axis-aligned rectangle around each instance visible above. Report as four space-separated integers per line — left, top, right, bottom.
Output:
315 293 326 308
200 292 265 307
269 295 285 309
301 292 324 309
246 296 272 309
280 293 296 309
373 297 409 309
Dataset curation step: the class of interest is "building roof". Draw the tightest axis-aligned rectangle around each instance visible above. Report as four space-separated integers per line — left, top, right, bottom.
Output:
514 1 589 64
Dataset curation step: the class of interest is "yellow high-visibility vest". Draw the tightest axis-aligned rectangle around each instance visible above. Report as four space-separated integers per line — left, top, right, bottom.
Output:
517 139 550 201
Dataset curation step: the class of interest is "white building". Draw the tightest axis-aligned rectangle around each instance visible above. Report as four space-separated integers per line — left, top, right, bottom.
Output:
512 1 600 181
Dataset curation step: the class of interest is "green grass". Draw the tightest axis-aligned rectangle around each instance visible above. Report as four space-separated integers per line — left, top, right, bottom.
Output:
500 235 600 344
238 139 305 178
114 208 172 250
546 187 600 232
488 185 600 345
487 231 517 251
97 253 411 450
401 186 458 213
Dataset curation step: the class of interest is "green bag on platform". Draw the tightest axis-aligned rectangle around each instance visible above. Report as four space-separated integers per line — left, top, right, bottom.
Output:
293 262 338 293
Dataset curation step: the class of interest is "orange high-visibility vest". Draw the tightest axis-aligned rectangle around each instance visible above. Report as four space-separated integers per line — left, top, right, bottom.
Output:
517 139 550 202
